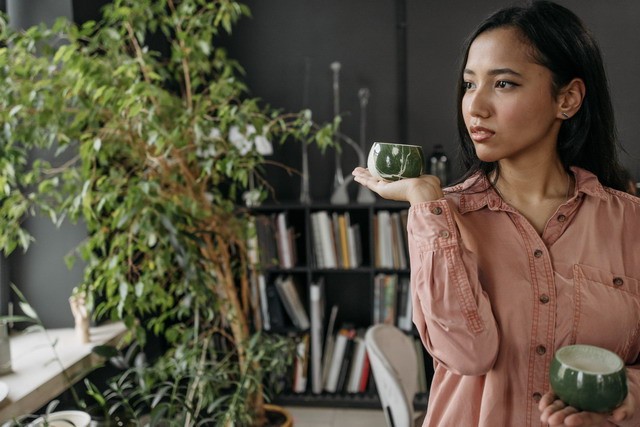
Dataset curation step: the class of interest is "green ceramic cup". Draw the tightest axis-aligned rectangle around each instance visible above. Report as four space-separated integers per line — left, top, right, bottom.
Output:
367 142 424 181
550 344 627 413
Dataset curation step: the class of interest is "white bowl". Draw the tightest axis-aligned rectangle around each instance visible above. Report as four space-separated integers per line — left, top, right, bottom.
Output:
30 410 91 427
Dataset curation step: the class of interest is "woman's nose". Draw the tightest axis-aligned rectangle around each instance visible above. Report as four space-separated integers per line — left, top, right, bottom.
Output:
466 88 491 119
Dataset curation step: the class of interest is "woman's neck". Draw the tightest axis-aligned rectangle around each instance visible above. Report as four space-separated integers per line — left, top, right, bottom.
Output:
491 160 571 206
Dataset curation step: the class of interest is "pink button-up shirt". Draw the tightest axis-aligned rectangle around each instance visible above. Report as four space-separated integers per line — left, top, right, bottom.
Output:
408 167 640 427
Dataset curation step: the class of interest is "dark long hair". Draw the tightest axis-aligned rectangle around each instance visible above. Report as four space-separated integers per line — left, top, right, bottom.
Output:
455 0 627 191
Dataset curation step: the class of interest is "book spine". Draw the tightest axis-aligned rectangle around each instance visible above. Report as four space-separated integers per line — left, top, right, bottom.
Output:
338 214 350 268
277 212 294 268
358 353 370 393
310 212 325 269
324 331 347 392
293 334 310 393
346 336 366 393
257 273 270 331
310 280 324 394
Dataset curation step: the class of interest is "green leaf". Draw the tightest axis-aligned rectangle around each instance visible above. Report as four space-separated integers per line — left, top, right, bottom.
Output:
91 345 119 359
18 301 38 320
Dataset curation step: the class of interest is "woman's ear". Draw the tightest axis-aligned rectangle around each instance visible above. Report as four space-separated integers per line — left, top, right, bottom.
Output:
557 78 585 120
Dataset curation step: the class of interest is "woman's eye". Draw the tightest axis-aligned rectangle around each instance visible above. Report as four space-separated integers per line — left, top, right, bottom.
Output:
496 80 517 89
463 81 475 90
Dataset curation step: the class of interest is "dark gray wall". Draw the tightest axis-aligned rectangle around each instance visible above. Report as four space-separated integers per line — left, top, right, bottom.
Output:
227 0 401 202
228 0 640 198
5 0 640 326
6 0 86 328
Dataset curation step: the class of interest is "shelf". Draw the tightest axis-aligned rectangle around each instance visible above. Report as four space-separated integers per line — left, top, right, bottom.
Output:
273 391 429 410
250 200 426 410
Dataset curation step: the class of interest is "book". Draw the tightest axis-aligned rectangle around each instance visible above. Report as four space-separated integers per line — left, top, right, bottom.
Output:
332 212 344 268
257 273 270 331
275 275 310 330
321 305 339 387
376 211 394 268
392 212 408 269
309 278 325 394
346 331 367 393
358 352 370 393
382 274 398 325
265 282 286 332
276 212 294 268
351 223 362 267
335 329 356 392
310 212 325 269
254 214 278 268
293 333 310 393
373 274 382 324
344 212 357 268
324 326 355 393
317 211 337 268
397 276 413 331
338 213 350 268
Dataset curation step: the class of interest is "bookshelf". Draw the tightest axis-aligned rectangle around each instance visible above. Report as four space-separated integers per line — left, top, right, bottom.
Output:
249 201 432 410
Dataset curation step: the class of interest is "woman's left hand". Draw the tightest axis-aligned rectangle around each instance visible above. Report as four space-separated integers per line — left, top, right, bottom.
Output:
539 390 635 426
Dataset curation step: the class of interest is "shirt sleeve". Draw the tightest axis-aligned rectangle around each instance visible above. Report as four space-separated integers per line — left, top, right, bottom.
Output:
408 197 499 376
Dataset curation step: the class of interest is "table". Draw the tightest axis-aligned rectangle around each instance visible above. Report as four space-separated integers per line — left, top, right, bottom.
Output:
0 322 127 422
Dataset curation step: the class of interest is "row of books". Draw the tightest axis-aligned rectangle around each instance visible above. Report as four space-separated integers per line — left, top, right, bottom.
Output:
374 210 409 269
250 213 299 269
256 274 310 332
373 274 413 332
292 309 428 396
252 273 427 395
308 279 370 394
310 211 363 269
249 208 409 271
254 272 413 334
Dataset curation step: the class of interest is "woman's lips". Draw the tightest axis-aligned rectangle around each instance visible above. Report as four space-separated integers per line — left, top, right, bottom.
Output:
470 126 495 142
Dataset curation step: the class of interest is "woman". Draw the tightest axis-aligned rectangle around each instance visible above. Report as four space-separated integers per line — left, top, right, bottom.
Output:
353 1 639 426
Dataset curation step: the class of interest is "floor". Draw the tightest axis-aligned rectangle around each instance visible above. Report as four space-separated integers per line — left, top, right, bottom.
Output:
286 407 387 427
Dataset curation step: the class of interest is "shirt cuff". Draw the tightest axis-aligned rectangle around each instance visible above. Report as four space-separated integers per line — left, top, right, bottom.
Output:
408 198 458 251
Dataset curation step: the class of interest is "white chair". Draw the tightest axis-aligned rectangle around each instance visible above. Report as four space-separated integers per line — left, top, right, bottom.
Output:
365 324 426 427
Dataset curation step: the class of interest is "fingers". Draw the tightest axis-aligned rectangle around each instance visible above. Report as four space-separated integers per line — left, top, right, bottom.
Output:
352 168 382 188
539 391 559 411
539 394 615 427
540 397 572 424
610 393 634 423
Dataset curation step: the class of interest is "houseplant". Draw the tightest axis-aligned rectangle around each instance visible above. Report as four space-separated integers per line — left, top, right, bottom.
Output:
0 0 334 425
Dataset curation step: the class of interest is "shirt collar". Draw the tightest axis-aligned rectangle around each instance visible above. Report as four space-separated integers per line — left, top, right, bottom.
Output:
452 166 608 214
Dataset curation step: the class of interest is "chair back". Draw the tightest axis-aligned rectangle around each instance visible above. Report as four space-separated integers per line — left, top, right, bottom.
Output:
365 324 418 427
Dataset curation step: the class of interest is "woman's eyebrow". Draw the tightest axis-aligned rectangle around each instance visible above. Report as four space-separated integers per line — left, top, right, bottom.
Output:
463 68 523 77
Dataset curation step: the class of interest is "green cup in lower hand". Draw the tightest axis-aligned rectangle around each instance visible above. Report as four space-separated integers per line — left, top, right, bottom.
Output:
549 344 627 413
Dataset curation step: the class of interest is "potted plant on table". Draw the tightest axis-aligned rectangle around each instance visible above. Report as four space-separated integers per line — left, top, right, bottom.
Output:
0 0 334 425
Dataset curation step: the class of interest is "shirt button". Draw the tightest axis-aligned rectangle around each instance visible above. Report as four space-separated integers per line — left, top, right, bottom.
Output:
539 294 550 304
439 230 450 238
534 249 543 258
613 277 624 287
557 214 566 222
431 207 443 215
536 345 546 355
532 392 542 402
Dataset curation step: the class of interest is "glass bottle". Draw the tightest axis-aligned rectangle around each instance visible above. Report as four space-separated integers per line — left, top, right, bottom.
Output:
428 144 449 185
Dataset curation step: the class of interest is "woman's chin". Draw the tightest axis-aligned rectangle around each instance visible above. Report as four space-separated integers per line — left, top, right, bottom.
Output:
474 150 501 164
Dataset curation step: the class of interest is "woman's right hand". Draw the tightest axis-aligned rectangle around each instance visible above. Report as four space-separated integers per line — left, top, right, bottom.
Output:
352 167 445 205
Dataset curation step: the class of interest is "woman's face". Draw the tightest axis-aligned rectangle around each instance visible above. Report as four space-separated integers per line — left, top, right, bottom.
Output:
462 27 563 165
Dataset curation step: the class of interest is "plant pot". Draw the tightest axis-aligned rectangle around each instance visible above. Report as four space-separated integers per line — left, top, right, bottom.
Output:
264 404 293 427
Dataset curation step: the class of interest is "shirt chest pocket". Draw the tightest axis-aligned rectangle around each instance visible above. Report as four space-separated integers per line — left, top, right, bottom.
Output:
571 264 640 363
